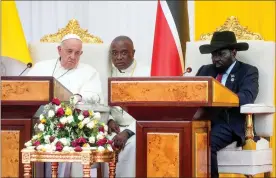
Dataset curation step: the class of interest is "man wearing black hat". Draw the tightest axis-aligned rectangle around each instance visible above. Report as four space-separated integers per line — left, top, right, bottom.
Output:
196 31 259 178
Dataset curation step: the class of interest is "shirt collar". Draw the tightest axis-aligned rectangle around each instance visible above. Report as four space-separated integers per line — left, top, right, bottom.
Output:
112 59 136 73
225 61 236 75
121 59 136 73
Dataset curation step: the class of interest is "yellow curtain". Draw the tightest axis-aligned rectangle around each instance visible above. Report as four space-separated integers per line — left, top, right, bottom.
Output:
194 1 275 41
1 1 32 64
194 1 275 177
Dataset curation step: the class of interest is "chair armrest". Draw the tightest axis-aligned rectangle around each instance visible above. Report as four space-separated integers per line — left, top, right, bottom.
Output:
240 104 275 114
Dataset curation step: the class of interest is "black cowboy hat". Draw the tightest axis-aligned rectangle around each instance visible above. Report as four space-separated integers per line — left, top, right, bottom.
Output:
199 31 249 54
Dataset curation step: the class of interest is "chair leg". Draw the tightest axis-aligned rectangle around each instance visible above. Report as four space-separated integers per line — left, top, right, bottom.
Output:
264 172 271 178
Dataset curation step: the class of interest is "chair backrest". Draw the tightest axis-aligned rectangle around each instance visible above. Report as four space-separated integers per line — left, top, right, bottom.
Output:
28 19 111 104
185 17 275 137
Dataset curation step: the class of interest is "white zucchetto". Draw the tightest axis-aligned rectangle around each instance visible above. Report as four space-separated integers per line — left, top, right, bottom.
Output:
61 34 82 43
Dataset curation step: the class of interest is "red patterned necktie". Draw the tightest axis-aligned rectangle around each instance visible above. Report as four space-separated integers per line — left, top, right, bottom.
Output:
216 74 223 83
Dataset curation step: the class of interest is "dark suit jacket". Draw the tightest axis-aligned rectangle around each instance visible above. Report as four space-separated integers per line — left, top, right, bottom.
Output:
196 61 259 146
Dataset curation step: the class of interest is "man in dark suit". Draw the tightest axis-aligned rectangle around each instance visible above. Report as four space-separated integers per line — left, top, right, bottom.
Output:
196 31 259 178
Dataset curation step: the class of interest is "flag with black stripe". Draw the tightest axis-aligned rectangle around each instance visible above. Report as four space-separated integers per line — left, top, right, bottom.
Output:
151 0 190 76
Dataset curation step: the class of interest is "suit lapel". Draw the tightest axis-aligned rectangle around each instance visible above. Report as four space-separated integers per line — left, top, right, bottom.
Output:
225 61 240 90
208 65 218 78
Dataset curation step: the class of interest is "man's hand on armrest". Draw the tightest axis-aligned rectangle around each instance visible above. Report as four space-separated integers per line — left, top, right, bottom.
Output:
113 129 134 150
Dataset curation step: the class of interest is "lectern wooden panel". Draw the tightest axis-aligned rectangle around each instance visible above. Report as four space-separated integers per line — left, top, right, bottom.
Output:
108 77 239 178
1 76 72 177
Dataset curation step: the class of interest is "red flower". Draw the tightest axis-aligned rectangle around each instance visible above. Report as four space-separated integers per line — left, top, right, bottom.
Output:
77 137 87 145
33 140 41 146
71 140 78 147
75 109 81 114
56 144 63 152
49 136 55 143
56 108 65 117
107 140 113 144
83 110 90 118
96 138 108 146
98 126 104 133
52 98 61 105
74 146 82 152
56 141 63 147
57 123 64 129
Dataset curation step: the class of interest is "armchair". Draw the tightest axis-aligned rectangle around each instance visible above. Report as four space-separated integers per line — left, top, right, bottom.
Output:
185 16 275 177
28 19 111 178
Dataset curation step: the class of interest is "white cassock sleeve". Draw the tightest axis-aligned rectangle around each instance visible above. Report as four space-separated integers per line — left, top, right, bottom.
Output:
109 106 136 134
79 71 104 105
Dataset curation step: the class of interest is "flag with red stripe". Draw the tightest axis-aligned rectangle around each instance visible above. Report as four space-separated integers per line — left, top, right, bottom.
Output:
151 0 189 76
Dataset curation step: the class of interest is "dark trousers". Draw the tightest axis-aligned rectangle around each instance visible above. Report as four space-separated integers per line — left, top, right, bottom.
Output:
211 124 237 178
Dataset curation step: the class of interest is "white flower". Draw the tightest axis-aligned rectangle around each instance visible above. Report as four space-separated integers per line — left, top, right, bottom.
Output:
43 144 52 152
87 121 95 129
52 145 56 151
32 135 39 140
89 136 95 144
93 112 101 120
104 125 108 132
39 114 45 121
36 145 44 151
44 135 51 144
63 146 72 152
96 132 104 140
82 117 90 125
107 144 113 152
60 117 67 125
51 138 59 146
59 138 69 146
67 115 74 124
25 140 32 147
55 105 61 111
48 110 55 118
97 146 105 152
38 123 45 131
78 114 84 121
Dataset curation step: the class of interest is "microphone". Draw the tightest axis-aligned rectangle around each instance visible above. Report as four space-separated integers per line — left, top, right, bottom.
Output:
183 67 192 76
19 62 32 76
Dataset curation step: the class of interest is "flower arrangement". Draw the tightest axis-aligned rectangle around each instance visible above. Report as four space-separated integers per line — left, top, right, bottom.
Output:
24 95 113 153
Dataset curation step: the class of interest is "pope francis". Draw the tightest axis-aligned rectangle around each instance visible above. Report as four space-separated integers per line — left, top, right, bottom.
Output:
26 34 104 177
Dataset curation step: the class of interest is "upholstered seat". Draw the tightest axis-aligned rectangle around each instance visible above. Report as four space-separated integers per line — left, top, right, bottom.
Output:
185 39 275 177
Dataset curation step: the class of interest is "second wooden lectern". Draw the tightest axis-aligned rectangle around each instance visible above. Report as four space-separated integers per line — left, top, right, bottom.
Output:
108 77 239 178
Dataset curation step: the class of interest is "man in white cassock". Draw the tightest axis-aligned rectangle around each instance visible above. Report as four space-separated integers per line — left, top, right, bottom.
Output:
27 34 104 178
103 36 150 177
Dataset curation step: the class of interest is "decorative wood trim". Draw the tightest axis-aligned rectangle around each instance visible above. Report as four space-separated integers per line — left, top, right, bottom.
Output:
200 16 264 40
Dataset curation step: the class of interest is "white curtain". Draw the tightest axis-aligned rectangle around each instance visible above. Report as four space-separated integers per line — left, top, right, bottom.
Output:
15 1 158 68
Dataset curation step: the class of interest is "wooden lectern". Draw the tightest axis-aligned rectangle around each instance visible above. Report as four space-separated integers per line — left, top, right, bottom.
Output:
108 77 239 178
1 76 72 178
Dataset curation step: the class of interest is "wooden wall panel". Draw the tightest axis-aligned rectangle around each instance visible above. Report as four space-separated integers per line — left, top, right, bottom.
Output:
111 81 208 103
147 133 179 177
1 119 32 177
1 131 20 177
1 80 50 101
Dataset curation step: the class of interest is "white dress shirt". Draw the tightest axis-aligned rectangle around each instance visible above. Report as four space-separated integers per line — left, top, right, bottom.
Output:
220 61 236 86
